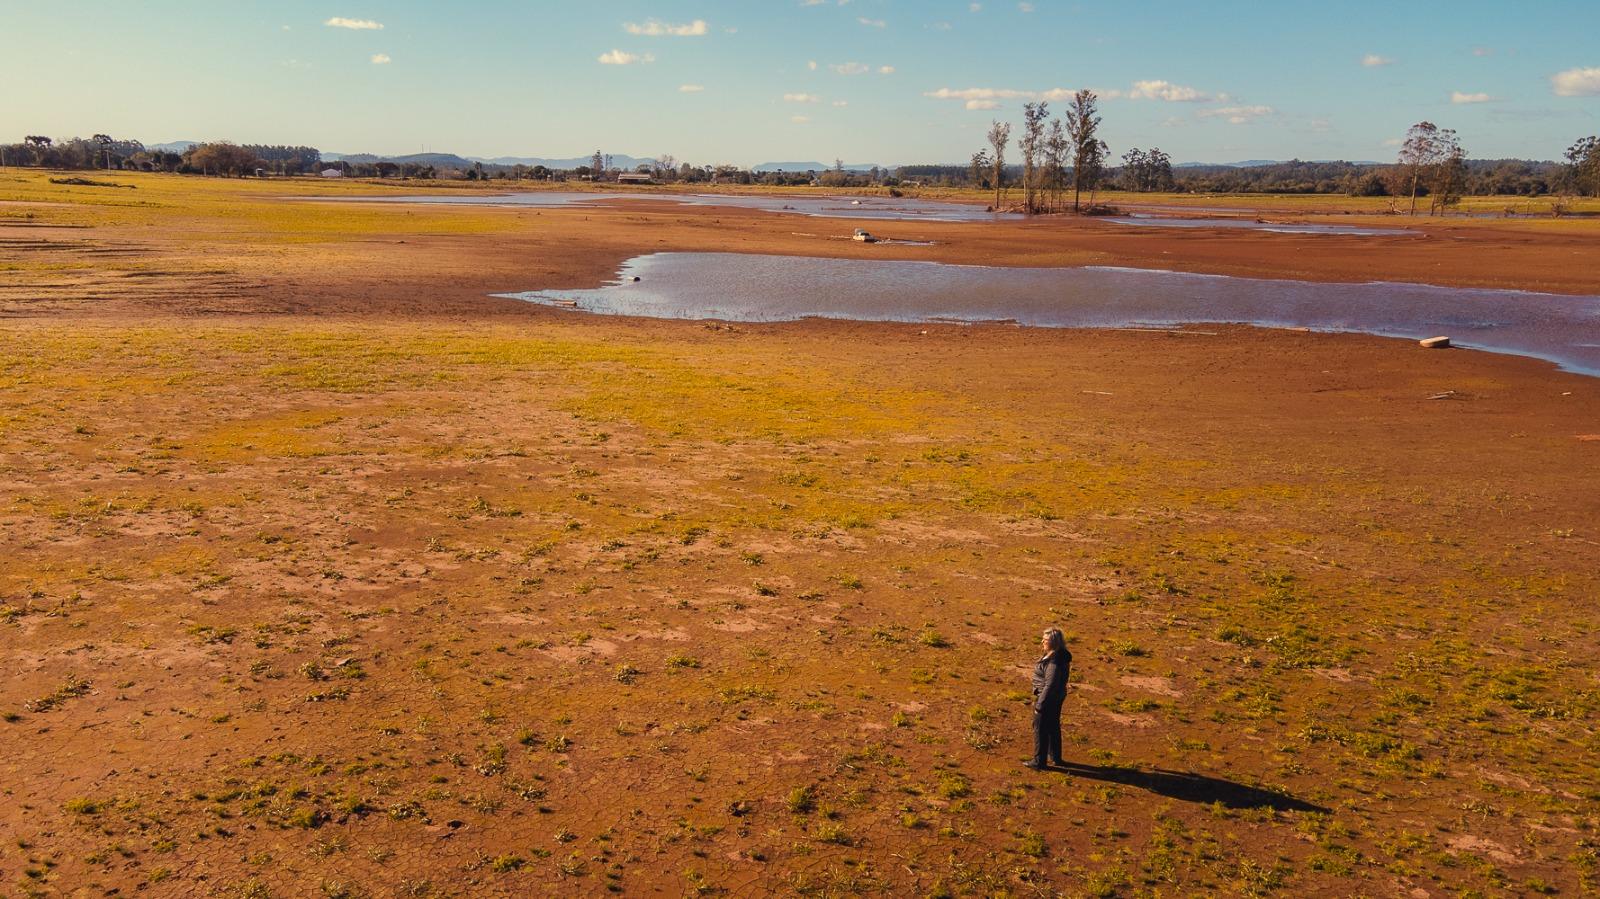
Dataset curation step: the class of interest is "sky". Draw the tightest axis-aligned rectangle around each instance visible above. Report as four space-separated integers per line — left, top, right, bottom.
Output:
4 0 1598 166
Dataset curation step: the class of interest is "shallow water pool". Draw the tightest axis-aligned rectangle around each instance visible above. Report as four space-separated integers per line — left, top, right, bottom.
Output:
498 253 1600 376
298 191 1013 223
1105 213 1415 236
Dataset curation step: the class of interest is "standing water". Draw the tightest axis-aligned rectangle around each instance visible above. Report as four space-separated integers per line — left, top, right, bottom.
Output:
497 253 1600 376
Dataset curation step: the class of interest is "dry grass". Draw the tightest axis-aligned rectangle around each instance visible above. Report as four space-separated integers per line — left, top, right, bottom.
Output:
1 315 1597 896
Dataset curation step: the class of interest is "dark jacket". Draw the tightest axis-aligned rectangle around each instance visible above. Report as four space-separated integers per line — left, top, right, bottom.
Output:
1032 649 1071 710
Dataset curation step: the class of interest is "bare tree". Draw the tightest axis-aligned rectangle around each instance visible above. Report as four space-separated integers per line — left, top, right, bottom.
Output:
1398 122 1439 216
1064 90 1104 213
1084 139 1109 209
986 121 1011 209
1426 129 1466 215
1019 102 1049 214
1044 119 1068 213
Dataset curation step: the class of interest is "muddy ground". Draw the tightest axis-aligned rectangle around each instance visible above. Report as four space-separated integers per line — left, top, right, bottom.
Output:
2 172 1598 897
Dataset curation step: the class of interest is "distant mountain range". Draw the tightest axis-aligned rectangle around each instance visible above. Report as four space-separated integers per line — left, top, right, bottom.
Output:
322 152 657 170
144 143 1392 171
752 161 885 173
1176 159 1384 168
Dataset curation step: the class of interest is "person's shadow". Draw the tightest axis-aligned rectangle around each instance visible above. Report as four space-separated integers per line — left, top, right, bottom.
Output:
1048 763 1328 813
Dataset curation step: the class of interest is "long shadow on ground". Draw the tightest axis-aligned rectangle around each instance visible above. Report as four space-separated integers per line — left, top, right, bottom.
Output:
1049 763 1328 813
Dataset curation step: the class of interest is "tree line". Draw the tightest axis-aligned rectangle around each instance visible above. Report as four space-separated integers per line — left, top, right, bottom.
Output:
6 128 1598 203
0 136 327 177
970 102 1600 213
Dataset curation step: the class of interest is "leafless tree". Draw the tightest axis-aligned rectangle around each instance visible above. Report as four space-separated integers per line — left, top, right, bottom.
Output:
1019 102 1049 214
1065 90 1104 213
986 121 1011 209
1398 122 1439 216
1044 119 1068 213
1426 129 1466 215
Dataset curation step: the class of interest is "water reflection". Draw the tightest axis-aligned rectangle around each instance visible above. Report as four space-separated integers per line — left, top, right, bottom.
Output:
299 191 1013 223
498 253 1600 376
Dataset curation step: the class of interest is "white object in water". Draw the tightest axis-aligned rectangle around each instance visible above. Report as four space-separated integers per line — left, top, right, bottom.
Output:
852 228 876 243
1419 336 1451 349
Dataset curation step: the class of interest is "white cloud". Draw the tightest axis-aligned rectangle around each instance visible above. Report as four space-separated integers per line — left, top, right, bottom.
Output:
926 87 1033 101
1551 66 1600 97
623 19 709 37
791 115 811 124
879 65 895 74
679 84 705 93
808 60 818 71
832 100 849 107
858 17 886 27
832 62 870 75
927 85 1138 105
784 92 821 103
1450 91 1492 104
1361 54 1393 68
1198 105 1275 124
1472 47 1492 57
598 49 655 65
369 53 390 65
969 2 982 9
1129 79 1208 102
928 21 953 30
1018 2 1034 11
324 17 382 30
1382 137 1403 147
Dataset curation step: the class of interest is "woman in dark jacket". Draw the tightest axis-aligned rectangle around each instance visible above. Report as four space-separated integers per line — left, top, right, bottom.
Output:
1027 628 1071 769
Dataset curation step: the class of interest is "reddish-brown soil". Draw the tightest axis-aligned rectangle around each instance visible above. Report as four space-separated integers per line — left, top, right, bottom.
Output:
2 173 1598 897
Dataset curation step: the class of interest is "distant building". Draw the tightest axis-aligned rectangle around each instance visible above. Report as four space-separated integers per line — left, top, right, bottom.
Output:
617 172 653 184
320 168 343 178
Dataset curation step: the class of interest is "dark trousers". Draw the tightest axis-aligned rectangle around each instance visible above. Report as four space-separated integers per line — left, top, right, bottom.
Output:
1033 702 1063 764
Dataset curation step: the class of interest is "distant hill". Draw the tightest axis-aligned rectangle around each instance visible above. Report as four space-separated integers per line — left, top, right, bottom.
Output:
324 152 474 168
148 141 198 154
472 154 655 170
753 161 885 173
1177 159 1384 168
322 151 656 171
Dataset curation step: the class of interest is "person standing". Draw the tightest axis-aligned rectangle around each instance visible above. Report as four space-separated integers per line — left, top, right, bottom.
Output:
1027 628 1071 770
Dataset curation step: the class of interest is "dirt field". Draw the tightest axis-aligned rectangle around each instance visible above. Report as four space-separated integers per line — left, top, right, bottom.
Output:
2 171 1599 897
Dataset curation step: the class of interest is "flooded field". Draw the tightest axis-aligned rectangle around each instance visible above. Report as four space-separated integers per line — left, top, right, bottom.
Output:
1105 213 1415 236
302 190 1014 222
503 252 1600 375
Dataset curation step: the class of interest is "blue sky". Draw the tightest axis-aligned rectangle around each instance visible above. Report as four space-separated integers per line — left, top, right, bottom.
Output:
4 1 1598 165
